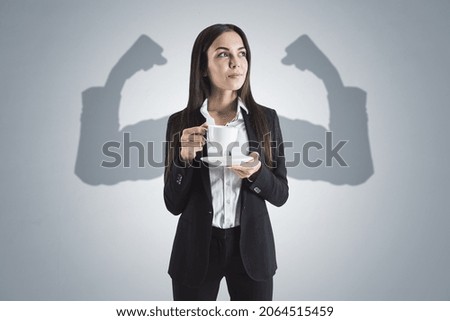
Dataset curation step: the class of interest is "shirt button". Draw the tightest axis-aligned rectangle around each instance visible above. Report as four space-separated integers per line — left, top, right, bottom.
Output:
226 200 231 204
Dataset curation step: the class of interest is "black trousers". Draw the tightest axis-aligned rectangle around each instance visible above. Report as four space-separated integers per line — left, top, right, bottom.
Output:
172 226 273 301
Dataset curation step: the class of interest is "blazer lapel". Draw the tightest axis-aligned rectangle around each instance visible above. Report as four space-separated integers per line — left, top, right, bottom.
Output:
241 107 262 160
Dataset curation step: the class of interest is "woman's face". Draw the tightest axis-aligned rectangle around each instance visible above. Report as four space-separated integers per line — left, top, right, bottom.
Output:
206 31 248 94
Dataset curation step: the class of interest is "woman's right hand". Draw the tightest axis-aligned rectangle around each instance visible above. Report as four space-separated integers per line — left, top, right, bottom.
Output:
180 123 208 162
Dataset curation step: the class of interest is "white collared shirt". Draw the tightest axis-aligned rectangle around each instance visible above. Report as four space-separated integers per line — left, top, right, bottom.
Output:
200 98 249 229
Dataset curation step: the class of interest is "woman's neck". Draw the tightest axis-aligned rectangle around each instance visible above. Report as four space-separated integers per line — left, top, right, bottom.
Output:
207 90 239 125
207 90 238 113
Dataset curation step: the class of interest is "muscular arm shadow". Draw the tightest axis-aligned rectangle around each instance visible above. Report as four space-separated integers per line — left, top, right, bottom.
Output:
75 34 373 186
280 35 374 185
75 35 168 185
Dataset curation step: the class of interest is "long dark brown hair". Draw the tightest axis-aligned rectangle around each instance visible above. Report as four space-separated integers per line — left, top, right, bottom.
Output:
165 24 272 180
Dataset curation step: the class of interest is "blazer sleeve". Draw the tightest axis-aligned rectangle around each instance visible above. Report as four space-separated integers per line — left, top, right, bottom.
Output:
163 114 195 215
245 109 289 207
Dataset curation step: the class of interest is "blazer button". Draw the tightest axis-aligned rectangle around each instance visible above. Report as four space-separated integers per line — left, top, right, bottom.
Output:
253 187 261 194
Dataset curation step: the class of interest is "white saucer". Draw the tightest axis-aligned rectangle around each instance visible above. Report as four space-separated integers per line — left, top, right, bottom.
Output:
201 155 253 166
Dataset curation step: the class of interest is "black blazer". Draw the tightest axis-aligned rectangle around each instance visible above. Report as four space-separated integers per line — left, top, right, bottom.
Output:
163 105 289 287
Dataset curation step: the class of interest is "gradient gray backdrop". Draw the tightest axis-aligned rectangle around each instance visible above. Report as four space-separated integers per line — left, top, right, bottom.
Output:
1 0 449 300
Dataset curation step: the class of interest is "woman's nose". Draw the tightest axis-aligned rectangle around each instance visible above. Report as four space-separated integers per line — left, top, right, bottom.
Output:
229 56 239 68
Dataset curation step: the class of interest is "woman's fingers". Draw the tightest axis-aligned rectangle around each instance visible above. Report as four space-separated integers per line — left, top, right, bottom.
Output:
230 151 261 178
180 124 208 161
230 158 261 178
182 124 207 137
249 151 260 160
181 124 208 144
181 135 205 147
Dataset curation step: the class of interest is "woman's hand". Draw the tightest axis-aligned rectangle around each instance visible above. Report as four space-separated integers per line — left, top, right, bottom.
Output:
230 152 261 180
180 123 208 162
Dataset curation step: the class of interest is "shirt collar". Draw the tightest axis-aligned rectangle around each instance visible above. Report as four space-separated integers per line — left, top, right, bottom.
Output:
200 97 249 123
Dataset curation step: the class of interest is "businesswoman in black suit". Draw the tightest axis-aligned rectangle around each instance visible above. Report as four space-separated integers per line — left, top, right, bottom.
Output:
164 24 288 300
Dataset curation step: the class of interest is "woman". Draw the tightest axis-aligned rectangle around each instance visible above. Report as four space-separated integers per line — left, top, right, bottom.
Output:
164 24 288 301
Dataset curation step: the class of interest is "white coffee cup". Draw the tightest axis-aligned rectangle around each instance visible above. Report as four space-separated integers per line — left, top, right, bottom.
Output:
207 125 239 157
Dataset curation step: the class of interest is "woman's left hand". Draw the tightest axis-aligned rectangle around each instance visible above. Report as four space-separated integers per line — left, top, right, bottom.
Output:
229 152 261 180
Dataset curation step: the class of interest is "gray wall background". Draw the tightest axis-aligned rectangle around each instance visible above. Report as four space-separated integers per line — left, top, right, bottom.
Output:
1 0 449 300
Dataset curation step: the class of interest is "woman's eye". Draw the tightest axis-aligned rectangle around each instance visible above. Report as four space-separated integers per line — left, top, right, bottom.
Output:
218 52 228 57
239 51 247 57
